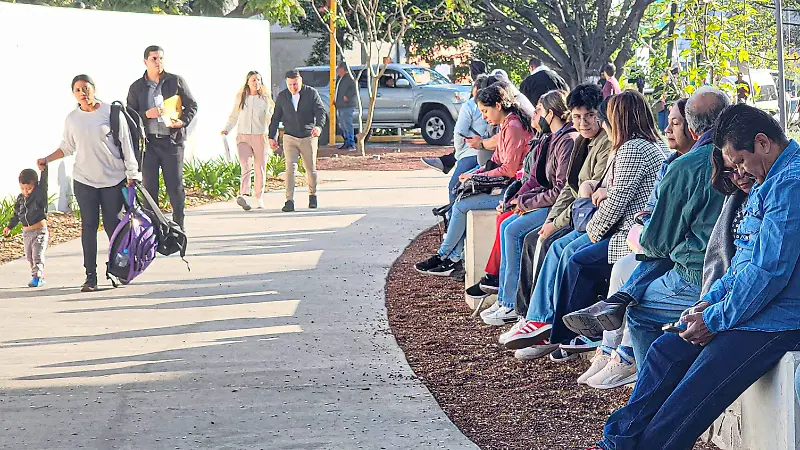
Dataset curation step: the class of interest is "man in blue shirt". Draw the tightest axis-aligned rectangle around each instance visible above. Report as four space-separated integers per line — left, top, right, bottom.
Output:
587 104 800 450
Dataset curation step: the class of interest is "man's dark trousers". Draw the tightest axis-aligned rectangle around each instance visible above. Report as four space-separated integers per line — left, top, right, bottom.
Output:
143 136 186 229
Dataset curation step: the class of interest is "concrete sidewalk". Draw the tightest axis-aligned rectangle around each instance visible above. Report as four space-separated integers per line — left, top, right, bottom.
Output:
0 170 479 450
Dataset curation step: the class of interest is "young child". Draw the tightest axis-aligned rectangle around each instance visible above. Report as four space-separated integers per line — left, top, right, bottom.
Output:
3 167 49 287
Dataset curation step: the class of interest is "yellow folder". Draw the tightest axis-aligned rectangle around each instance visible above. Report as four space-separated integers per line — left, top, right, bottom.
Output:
162 95 182 121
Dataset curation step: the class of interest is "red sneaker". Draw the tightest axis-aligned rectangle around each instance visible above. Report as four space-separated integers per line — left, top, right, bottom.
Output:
503 320 552 350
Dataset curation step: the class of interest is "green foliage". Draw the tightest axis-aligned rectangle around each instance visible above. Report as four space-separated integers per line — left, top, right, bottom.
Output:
0 197 21 237
182 156 241 200
265 153 287 178
7 0 306 26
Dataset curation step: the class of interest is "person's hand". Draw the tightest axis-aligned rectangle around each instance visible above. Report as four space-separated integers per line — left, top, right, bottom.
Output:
539 222 556 241
2 227 10 237
592 187 608 206
514 205 527 216
269 139 279 150
221 130 228 136
679 312 715 346
509 198 519 206
680 301 711 320
311 127 322 138
37 158 47 171
496 203 504 213
589 233 599 244
145 107 161 119
127 178 136 187
168 119 184 129
343 96 348 102
465 135 483 149
459 172 473 183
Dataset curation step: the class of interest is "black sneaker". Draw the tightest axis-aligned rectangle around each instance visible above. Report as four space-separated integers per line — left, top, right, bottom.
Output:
81 273 98 292
415 255 443 273
426 258 459 277
309 195 318 209
479 274 499 295
282 200 295 212
449 261 465 282
466 281 490 299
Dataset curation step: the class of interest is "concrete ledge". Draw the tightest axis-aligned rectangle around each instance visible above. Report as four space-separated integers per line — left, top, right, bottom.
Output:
464 210 498 309
704 351 800 450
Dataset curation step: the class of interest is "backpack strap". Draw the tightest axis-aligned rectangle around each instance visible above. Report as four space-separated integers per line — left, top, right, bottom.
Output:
110 102 124 162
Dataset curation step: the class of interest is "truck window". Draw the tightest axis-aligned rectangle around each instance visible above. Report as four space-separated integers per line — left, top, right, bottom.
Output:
298 70 330 88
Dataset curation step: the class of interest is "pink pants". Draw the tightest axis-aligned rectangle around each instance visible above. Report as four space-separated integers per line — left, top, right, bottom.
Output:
237 134 270 198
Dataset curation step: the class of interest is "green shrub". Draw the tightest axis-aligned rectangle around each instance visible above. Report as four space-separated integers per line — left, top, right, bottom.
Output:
182 156 240 200
0 197 21 236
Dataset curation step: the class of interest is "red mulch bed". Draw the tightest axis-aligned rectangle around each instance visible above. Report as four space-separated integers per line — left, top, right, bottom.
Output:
317 144 450 171
385 227 720 450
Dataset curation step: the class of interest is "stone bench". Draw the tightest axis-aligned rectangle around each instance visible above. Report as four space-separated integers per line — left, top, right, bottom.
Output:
703 351 800 450
464 210 498 310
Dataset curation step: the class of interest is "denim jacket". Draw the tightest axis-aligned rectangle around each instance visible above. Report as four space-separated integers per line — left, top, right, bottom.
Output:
702 139 800 333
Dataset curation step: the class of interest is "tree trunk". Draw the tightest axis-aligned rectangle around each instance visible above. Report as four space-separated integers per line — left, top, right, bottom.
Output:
665 1 678 62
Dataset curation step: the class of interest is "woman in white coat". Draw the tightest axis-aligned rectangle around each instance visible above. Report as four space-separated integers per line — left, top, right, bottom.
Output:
222 71 275 210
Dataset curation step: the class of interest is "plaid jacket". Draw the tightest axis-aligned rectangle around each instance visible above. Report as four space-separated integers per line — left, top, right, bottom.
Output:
586 138 669 263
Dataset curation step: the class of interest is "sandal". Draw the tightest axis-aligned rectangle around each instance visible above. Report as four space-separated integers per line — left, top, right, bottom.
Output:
560 335 602 354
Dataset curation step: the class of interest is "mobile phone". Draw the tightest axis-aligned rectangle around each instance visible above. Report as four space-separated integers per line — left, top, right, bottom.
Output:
662 321 687 334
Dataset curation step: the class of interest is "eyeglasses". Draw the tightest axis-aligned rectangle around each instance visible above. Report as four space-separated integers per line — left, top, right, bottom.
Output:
572 113 598 124
721 168 755 180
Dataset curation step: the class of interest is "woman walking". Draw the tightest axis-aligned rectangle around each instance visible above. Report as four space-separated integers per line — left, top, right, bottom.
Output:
38 75 140 292
222 71 275 210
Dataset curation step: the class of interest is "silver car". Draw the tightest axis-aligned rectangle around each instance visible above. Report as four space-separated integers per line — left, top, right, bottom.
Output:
295 64 472 146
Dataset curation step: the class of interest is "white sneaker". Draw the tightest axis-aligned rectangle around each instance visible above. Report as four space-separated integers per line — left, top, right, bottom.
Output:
236 195 252 211
577 348 612 385
482 305 518 326
256 198 265 209
498 317 526 345
514 342 559 361
480 302 501 320
586 352 637 390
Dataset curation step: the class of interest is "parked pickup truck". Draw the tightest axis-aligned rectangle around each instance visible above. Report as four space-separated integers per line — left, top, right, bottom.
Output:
294 64 472 146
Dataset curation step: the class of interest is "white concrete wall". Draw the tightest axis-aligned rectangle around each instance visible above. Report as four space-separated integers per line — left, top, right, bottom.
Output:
0 3 271 209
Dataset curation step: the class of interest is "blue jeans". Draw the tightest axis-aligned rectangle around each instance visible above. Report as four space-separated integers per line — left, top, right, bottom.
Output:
549 237 612 343
448 156 479 206
438 193 502 262
626 269 701 370
525 230 586 323
337 107 355 147
617 258 674 301
657 109 668 134
497 209 550 308
796 365 800 407
599 330 800 450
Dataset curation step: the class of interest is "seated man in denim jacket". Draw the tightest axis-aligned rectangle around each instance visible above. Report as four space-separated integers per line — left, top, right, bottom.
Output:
587 104 800 450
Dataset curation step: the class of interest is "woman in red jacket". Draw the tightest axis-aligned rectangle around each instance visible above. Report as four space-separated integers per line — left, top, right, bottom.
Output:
415 84 534 277
475 90 578 327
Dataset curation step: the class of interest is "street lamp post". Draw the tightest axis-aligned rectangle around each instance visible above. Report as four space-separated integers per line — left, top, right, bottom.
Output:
328 0 337 145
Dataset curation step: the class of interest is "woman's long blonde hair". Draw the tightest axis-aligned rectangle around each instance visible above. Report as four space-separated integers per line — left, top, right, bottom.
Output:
239 71 269 110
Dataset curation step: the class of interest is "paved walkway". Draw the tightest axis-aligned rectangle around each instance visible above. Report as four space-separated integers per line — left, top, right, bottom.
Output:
0 170 479 450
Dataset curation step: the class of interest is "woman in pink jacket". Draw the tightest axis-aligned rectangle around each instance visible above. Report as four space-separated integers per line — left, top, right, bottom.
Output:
415 84 533 277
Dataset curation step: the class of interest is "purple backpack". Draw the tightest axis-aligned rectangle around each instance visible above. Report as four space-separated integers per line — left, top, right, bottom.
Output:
106 185 158 286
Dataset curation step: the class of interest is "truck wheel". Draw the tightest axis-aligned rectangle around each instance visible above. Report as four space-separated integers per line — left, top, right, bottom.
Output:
420 109 454 146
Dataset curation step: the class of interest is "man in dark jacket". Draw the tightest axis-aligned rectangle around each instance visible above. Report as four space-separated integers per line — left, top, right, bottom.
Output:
520 57 569 106
127 45 198 230
269 70 327 212
334 63 357 150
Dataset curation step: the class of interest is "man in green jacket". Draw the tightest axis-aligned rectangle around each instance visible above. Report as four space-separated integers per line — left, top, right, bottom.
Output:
566 86 730 369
